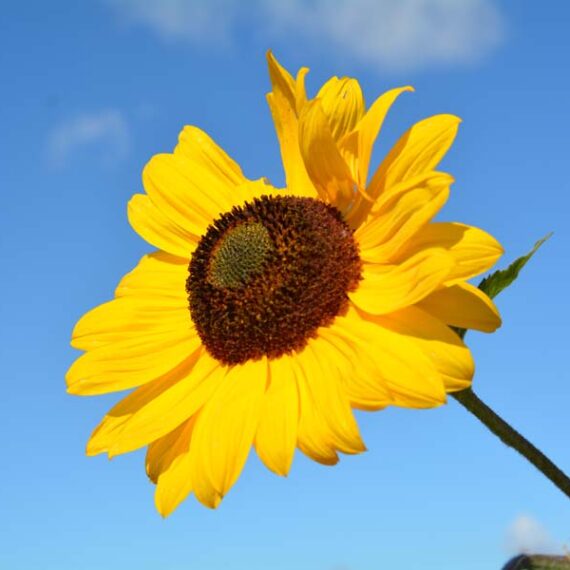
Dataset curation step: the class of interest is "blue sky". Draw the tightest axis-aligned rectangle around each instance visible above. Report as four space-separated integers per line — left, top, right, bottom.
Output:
1 1 570 568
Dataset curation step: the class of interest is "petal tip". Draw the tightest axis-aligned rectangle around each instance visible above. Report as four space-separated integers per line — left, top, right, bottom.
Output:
65 373 81 394
85 440 105 457
483 312 503 333
201 493 223 510
155 491 183 518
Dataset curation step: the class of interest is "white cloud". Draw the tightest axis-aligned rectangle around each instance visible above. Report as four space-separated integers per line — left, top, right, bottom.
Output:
105 0 239 44
266 0 504 71
47 109 130 168
505 514 562 555
104 0 505 71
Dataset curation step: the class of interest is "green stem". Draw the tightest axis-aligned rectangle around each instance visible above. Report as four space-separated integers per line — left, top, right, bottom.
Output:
452 388 570 499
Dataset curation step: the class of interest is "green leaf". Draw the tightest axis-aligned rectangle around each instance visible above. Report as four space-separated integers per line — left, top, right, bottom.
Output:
454 233 551 340
478 232 552 300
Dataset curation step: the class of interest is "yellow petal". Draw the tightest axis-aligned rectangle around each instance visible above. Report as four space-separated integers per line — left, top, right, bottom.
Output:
266 52 314 197
266 92 315 198
368 114 461 199
86 414 129 457
71 296 189 351
418 282 502 333
340 86 413 189
266 93 314 198
319 327 391 411
189 358 267 508
72 250 189 352
154 420 194 517
317 76 365 142
255 356 299 476
332 307 446 408
356 172 452 263
95 351 224 456
396 222 504 284
174 126 246 187
115 251 189 299
147 419 196 517
142 153 234 237
299 99 355 211
236 177 281 202
295 66 309 113
66 327 201 395
293 353 339 466
146 421 189 484
85 350 201 455
295 340 365 456
349 248 454 315
127 194 198 258
267 50 296 111
371 305 475 393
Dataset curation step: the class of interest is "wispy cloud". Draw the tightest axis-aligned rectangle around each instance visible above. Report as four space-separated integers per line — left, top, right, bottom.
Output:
46 109 130 168
104 0 505 71
505 514 562 555
105 0 239 44
266 0 505 71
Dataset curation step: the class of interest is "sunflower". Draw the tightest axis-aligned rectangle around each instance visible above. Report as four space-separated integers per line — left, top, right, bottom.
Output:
67 51 503 516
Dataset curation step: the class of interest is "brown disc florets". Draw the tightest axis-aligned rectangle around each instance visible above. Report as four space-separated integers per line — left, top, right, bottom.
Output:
187 195 361 365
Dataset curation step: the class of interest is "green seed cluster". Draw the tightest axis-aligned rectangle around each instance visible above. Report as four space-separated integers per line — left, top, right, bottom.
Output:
207 222 273 289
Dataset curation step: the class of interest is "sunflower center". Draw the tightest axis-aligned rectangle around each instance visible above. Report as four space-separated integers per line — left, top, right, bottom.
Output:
187 195 361 365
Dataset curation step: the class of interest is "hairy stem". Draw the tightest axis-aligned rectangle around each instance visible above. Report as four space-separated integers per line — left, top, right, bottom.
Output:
452 388 570 499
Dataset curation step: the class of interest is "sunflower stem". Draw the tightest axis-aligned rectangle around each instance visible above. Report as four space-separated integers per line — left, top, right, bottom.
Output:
452 388 570 500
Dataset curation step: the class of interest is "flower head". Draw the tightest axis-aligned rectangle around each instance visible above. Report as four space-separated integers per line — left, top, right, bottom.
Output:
67 52 503 516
